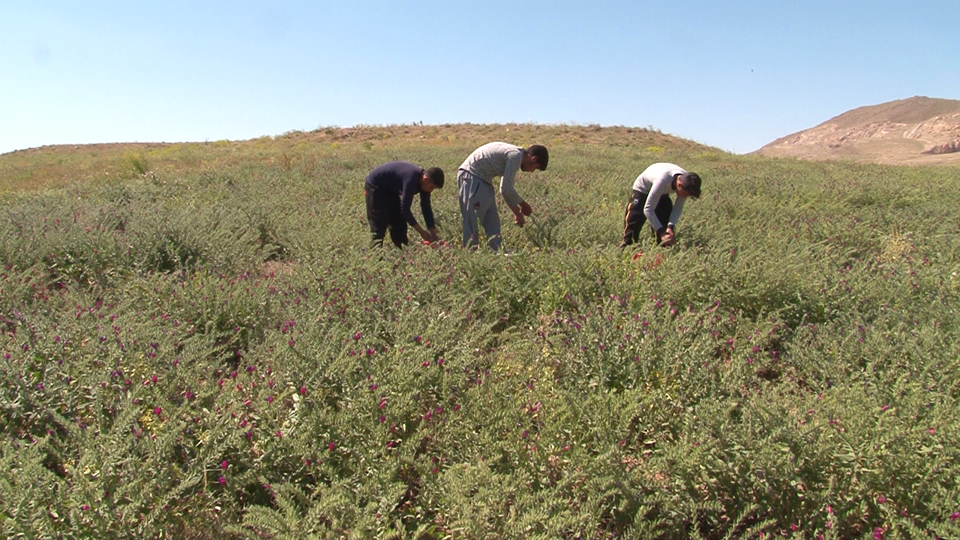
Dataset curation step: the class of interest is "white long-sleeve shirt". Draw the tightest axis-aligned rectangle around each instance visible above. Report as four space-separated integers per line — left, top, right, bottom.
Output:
458 142 525 208
631 162 688 232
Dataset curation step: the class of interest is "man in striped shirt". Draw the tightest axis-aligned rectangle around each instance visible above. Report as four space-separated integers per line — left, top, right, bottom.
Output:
619 162 702 248
457 142 549 251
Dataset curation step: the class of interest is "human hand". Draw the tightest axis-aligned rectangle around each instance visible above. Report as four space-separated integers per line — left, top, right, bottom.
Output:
519 201 533 216
420 230 440 243
659 230 676 247
514 212 526 227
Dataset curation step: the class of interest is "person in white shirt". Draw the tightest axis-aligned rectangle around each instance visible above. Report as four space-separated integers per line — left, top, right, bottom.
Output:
619 163 701 248
457 142 549 251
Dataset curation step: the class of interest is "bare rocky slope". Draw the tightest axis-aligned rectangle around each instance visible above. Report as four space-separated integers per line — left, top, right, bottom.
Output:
753 96 960 166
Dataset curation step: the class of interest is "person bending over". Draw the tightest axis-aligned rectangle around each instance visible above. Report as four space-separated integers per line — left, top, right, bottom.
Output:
365 161 444 248
457 142 548 251
620 162 701 248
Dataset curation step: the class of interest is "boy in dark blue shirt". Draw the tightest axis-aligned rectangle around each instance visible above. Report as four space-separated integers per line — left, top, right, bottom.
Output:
364 161 444 248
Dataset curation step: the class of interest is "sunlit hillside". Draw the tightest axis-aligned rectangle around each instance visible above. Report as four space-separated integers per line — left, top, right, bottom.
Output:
2 124 958 540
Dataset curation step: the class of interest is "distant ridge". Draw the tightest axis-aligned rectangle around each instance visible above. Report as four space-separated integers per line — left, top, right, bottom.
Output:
754 96 960 166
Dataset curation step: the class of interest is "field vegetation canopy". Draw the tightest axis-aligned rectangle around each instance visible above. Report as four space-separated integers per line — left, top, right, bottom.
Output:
1 123 958 539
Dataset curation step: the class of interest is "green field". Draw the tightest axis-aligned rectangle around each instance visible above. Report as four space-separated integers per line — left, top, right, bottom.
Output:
1 124 958 539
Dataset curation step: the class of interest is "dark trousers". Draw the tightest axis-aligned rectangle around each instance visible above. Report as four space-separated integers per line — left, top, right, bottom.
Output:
620 190 672 246
365 183 408 248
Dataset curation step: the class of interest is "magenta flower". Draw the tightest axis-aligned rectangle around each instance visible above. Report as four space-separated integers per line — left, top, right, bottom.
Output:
874 527 884 540
221 460 229 469
218 476 226 485
328 442 336 451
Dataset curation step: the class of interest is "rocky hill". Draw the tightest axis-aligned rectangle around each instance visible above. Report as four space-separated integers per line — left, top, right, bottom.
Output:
753 96 960 166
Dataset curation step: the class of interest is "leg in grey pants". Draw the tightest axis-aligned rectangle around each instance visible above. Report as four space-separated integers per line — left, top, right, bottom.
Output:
458 170 502 251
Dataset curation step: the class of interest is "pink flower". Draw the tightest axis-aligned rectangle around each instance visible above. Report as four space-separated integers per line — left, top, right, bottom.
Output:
218 476 226 485
154 407 162 416
328 442 336 451
874 527 884 540
221 460 229 469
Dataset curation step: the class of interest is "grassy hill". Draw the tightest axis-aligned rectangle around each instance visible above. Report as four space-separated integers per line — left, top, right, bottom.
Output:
1 125 958 539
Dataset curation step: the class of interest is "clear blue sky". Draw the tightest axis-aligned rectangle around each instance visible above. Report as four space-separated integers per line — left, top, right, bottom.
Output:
2 1 958 155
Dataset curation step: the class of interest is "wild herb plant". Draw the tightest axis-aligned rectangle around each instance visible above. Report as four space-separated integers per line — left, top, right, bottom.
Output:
1 125 958 539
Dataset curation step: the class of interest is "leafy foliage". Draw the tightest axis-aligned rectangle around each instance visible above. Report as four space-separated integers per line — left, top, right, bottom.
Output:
1 125 959 539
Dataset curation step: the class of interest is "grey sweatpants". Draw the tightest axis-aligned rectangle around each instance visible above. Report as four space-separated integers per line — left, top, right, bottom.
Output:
458 169 502 251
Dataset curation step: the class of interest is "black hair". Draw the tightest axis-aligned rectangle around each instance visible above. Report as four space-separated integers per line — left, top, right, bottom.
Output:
680 172 701 198
526 145 549 171
425 167 444 188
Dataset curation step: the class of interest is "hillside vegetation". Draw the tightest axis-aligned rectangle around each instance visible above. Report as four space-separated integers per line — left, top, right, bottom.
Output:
1 124 958 539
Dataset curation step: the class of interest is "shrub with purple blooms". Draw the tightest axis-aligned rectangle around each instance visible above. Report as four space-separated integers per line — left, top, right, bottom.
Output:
1 124 958 539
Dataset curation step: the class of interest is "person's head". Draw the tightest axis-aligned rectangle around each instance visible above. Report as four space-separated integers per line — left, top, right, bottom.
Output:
421 167 444 192
521 145 549 172
676 172 701 199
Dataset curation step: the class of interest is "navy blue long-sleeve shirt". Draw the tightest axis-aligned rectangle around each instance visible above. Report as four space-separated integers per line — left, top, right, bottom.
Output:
365 161 435 229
